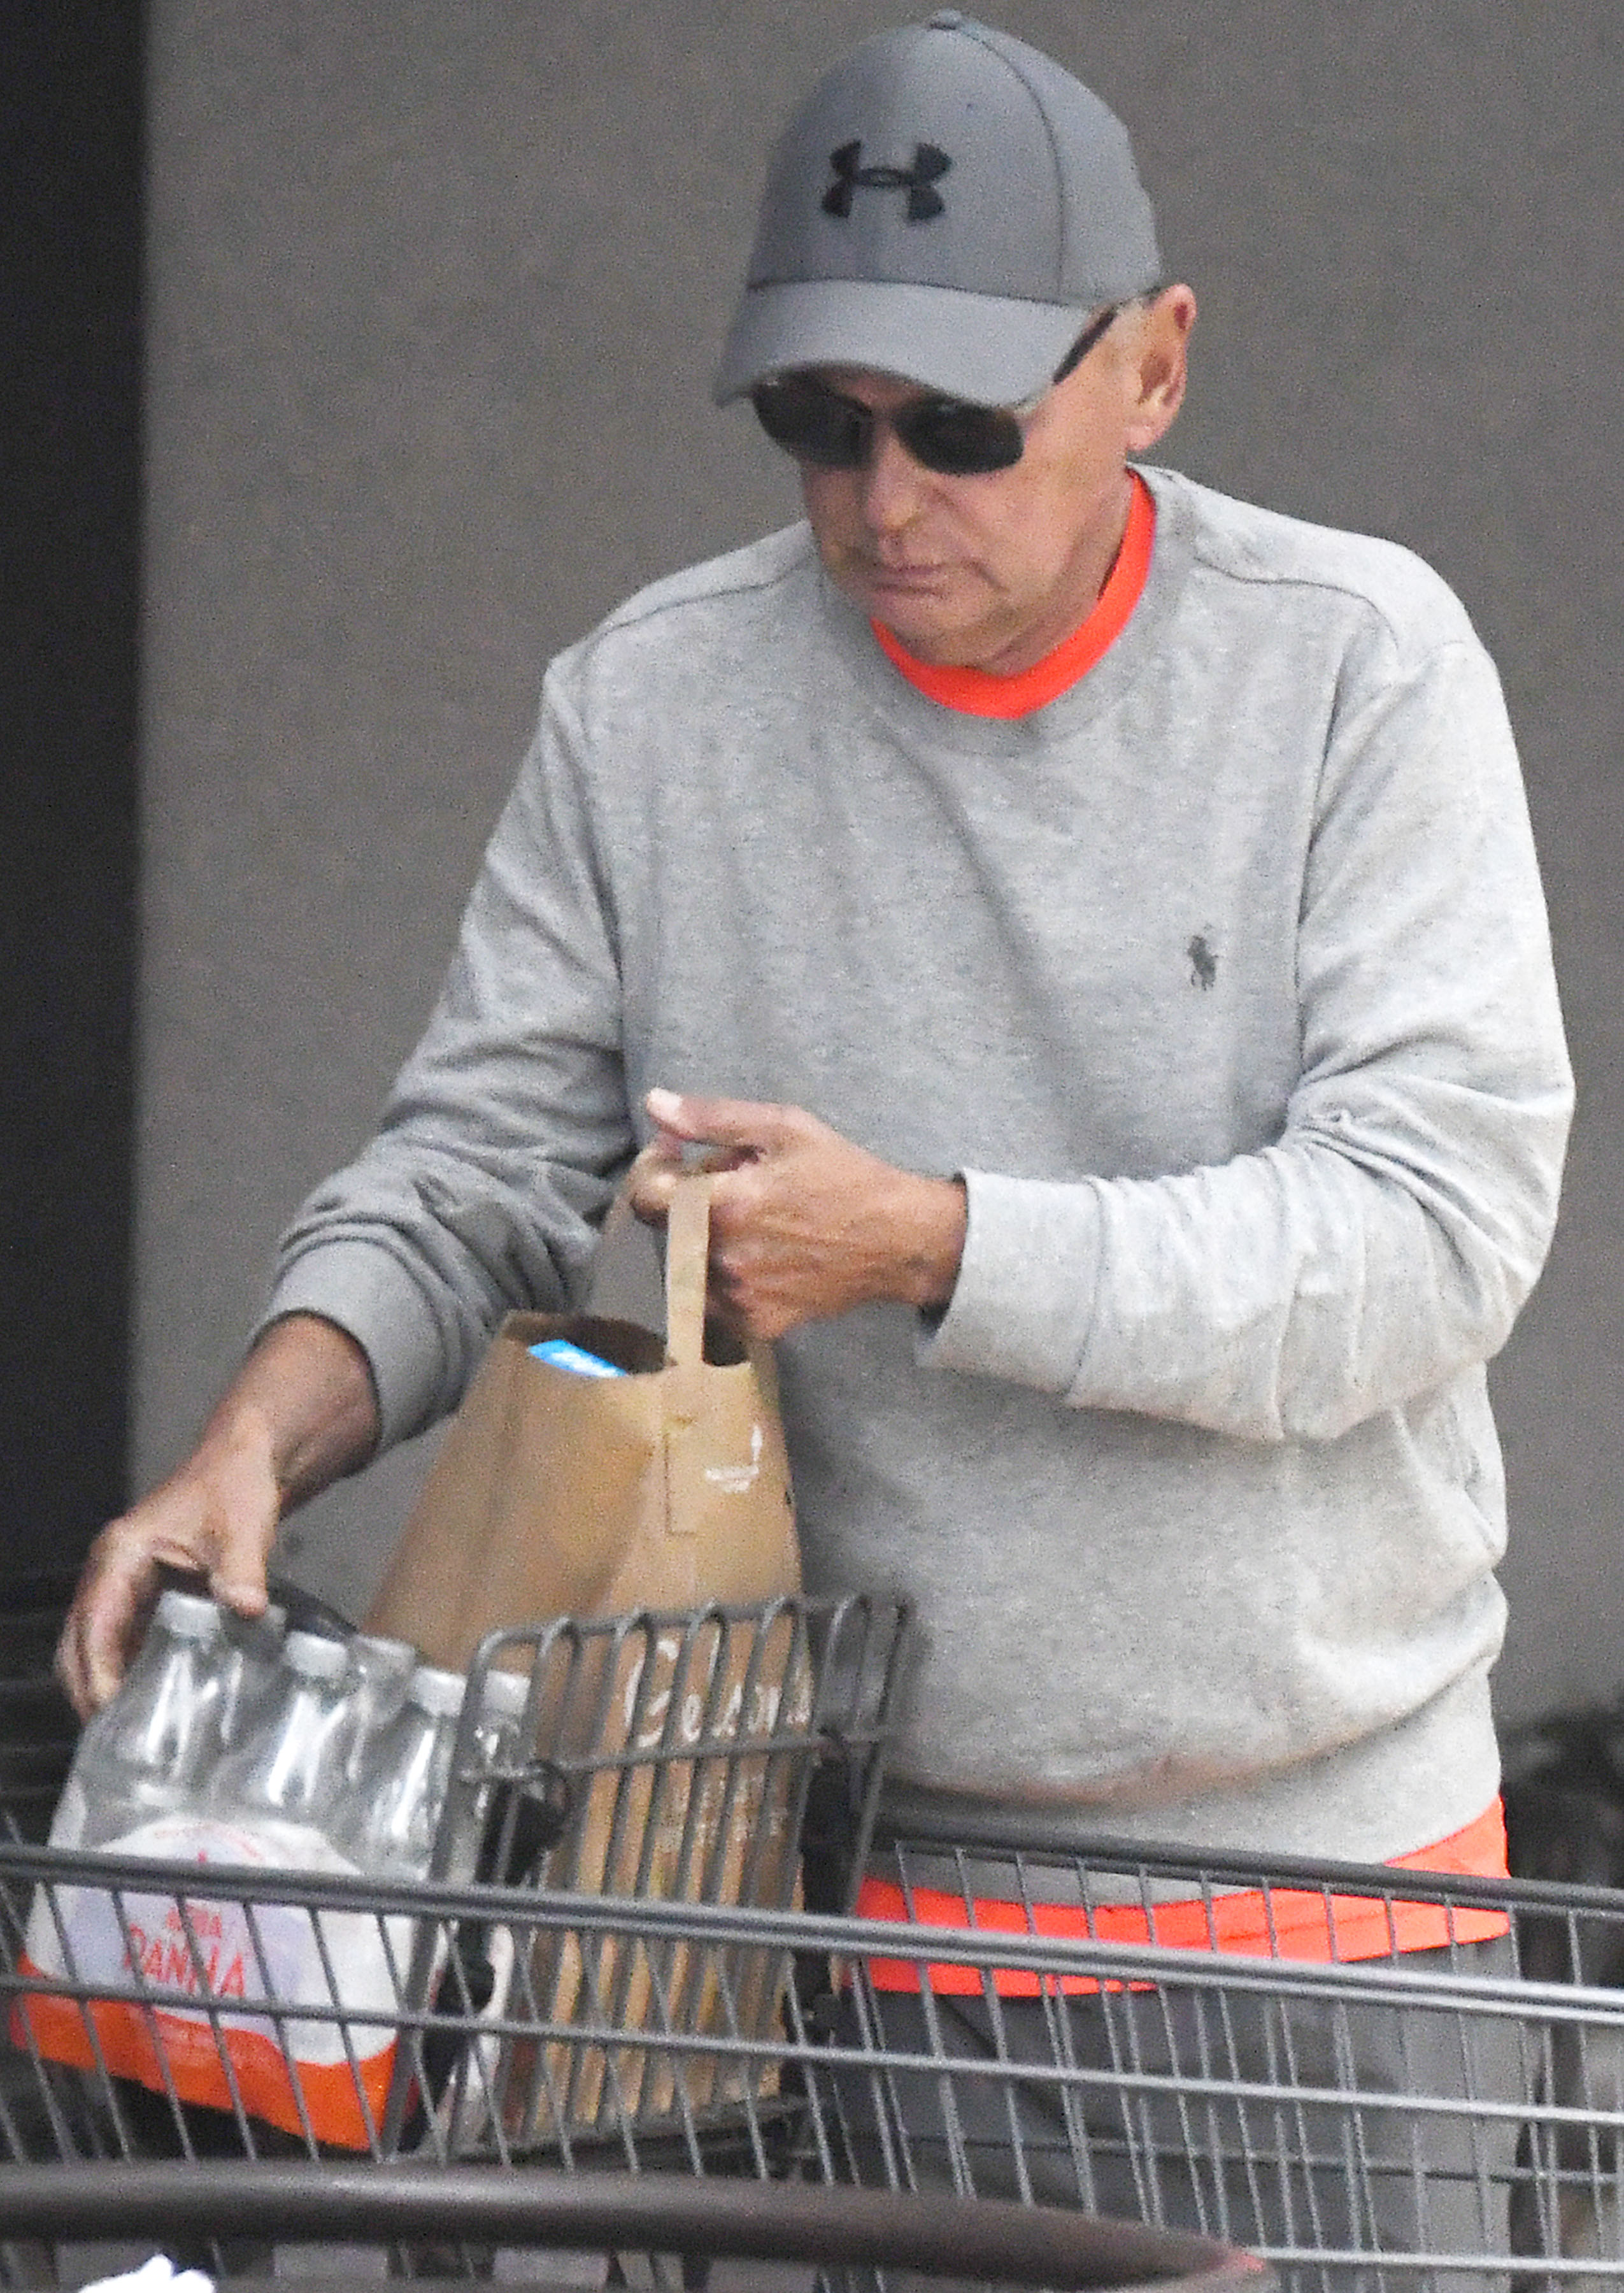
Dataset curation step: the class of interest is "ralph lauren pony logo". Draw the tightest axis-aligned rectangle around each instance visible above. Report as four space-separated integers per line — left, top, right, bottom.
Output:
822 139 952 222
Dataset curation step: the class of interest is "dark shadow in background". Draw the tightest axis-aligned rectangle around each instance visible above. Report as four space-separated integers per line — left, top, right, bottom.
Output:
0 5 142 1588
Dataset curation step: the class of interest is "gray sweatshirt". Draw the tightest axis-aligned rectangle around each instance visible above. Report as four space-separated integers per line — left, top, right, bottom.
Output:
267 464 1572 1862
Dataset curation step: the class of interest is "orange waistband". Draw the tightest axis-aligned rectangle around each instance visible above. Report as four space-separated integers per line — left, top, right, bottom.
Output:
857 1800 1511 1994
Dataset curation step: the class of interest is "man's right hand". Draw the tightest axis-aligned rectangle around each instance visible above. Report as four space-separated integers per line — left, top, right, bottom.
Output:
56 1425 283 1720
55 1313 381 1719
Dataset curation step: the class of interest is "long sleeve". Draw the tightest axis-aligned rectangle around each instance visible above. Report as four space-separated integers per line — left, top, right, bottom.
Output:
263 670 637 1447
922 631 1573 1442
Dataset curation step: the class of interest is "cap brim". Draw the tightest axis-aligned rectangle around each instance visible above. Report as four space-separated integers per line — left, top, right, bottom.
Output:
713 278 1092 408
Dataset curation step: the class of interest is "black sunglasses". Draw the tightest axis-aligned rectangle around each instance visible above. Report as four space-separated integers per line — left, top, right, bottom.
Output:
750 304 1121 477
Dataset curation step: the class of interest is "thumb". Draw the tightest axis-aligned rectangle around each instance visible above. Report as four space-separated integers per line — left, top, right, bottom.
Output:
645 1088 795 1156
211 1564 270 1621
202 1483 278 1620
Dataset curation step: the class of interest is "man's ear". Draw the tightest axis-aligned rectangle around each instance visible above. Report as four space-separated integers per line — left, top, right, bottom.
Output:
1123 284 1196 454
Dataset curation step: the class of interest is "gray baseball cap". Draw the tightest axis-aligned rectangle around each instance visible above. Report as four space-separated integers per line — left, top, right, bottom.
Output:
715 10 1162 410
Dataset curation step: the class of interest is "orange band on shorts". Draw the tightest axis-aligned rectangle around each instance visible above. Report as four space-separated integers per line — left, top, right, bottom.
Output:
858 1800 1511 1994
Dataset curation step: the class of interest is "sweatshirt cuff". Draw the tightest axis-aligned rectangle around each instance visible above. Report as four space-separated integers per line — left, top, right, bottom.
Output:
256 1239 451 1449
917 1169 1104 1395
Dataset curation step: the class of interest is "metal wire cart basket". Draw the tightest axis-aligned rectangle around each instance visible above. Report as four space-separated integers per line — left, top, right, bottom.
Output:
0 1591 1262 2289
855 1792 1624 2290
0 1594 1616 2289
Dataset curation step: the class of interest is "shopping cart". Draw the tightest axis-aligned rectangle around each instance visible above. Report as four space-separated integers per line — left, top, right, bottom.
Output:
5 1592 1615 2291
843 1789 1624 2290
0 1862 1272 2293
0 1590 1269 2289
0 1832 1617 2293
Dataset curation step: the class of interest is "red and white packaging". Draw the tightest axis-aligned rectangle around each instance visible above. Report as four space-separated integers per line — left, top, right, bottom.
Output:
13 1813 411 2150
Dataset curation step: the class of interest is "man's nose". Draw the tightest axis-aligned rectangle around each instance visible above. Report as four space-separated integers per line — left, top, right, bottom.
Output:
858 421 931 531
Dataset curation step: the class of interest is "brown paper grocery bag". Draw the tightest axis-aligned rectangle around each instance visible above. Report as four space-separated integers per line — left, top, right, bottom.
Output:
364 1176 807 2141
498 1599 818 2141
364 1175 801 1660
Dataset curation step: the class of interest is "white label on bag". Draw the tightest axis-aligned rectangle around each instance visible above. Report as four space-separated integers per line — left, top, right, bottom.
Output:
703 1422 764 1493
48 1775 89 1850
24 1814 409 2062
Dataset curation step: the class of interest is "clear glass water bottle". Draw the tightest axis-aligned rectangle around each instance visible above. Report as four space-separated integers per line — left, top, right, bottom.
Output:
463 1667 547 1888
208 1629 364 1842
336 1663 466 1880
341 1632 417 1783
54 1590 232 1852
217 1599 288 1748
472 1666 530 1768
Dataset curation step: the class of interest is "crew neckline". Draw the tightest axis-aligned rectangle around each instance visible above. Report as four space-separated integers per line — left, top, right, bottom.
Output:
871 469 1156 719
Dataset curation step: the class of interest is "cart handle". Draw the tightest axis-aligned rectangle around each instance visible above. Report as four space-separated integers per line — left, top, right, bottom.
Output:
0 2160 1271 2292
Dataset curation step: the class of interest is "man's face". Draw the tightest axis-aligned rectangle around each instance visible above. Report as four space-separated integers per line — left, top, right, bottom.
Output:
797 287 1193 678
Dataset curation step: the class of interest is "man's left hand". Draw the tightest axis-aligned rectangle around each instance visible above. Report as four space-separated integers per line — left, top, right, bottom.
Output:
629 1089 967 1342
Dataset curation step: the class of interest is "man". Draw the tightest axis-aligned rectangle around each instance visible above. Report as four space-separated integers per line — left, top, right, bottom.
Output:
59 11 1568 2264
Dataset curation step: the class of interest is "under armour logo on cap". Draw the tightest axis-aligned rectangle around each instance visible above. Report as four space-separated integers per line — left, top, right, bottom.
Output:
822 139 951 222
715 17 1164 408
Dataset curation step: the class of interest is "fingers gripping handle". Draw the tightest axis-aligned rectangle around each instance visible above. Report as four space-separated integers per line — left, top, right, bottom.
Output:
664 1174 711 1368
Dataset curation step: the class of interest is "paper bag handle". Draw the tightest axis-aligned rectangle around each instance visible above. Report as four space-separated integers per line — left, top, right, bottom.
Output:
664 1173 712 1368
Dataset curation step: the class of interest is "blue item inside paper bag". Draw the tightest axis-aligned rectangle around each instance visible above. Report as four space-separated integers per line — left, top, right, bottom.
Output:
528 1336 628 1378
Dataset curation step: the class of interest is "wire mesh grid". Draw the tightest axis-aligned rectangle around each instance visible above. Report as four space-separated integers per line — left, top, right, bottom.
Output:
0 1861 1290 2292
0 1861 1619 2292
852 1793 1624 2290
5 1611 1624 2289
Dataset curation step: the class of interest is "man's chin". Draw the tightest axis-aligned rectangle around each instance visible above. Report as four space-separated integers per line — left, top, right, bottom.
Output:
825 557 993 664
868 595 981 665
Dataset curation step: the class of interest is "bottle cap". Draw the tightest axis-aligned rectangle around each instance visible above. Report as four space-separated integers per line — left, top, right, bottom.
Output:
223 1601 287 1648
155 1590 223 1639
478 1668 531 1720
408 1664 467 1718
284 1630 349 1680
348 1633 416 1675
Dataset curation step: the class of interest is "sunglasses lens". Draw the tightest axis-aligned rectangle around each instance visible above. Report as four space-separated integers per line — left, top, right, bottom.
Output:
750 378 1026 476
750 379 868 468
898 402 1024 475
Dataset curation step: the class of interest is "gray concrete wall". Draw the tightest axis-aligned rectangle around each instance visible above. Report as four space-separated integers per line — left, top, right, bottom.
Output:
143 2 1624 1719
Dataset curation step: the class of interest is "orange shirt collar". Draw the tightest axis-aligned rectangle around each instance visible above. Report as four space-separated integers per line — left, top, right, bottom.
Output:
872 469 1157 720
